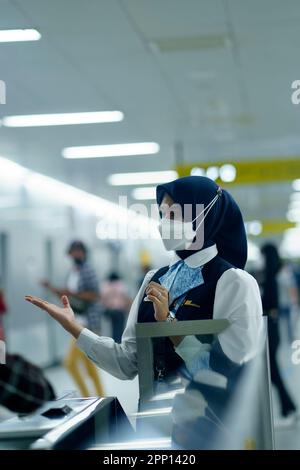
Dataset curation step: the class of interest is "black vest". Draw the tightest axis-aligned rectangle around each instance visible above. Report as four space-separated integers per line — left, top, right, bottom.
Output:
137 255 234 381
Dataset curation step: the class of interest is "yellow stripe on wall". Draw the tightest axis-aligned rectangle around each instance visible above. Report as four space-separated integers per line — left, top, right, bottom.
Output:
247 220 296 236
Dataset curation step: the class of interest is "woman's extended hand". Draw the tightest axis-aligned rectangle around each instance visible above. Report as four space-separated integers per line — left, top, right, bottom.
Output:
25 295 83 338
145 281 169 322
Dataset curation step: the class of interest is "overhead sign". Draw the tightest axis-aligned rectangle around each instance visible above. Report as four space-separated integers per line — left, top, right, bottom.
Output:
175 157 300 185
246 220 296 236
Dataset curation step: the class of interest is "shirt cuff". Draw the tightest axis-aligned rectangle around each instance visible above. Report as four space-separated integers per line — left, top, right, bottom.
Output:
76 328 99 357
175 335 211 363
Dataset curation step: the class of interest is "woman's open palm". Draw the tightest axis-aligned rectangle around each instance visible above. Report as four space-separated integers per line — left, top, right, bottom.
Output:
25 294 75 330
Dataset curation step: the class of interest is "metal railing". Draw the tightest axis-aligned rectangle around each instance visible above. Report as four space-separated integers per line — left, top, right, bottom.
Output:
135 317 274 450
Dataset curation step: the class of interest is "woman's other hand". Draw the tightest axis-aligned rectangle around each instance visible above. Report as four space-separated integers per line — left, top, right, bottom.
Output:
25 295 83 338
145 281 169 322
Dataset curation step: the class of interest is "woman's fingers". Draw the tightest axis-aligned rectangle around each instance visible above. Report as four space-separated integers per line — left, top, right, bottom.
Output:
25 294 76 334
26 294 70 311
146 282 169 314
146 294 164 306
25 295 48 308
148 281 167 291
61 295 70 308
147 294 169 322
146 284 169 322
25 295 47 305
146 282 168 298
146 288 166 301
25 295 53 313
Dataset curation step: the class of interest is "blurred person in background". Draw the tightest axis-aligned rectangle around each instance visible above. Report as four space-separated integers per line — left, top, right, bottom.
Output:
41 240 104 397
0 279 7 342
278 261 299 344
292 261 300 298
261 243 297 424
26 176 263 449
100 272 131 343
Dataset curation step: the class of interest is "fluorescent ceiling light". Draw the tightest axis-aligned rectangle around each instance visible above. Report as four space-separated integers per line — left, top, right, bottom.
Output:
292 179 300 191
282 228 300 258
206 166 219 181
287 210 300 223
0 29 41 43
245 220 263 236
190 164 236 182
290 192 300 202
289 201 300 210
219 164 236 182
190 167 205 176
108 170 177 186
132 186 157 200
63 142 159 159
2 111 123 127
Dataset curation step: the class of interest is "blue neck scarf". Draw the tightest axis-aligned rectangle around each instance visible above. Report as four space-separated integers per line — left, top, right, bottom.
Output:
159 259 204 306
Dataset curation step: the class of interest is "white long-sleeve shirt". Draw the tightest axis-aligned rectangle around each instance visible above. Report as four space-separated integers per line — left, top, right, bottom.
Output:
77 245 263 380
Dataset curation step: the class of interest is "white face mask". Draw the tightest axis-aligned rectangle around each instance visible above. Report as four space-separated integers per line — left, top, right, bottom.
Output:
158 189 222 252
158 218 196 251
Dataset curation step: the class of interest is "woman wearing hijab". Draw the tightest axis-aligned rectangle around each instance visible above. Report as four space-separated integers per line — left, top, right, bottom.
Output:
25 176 263 447
261 243 297 424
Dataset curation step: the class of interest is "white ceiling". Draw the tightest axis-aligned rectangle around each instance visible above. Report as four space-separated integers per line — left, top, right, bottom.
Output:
0 0 300 224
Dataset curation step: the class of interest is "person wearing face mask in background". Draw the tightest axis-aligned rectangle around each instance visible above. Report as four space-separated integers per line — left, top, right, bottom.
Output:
26 177 263 449
41 241 104 397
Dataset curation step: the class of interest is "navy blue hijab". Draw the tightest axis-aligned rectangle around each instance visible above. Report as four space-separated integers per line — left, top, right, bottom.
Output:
156 176 247 269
